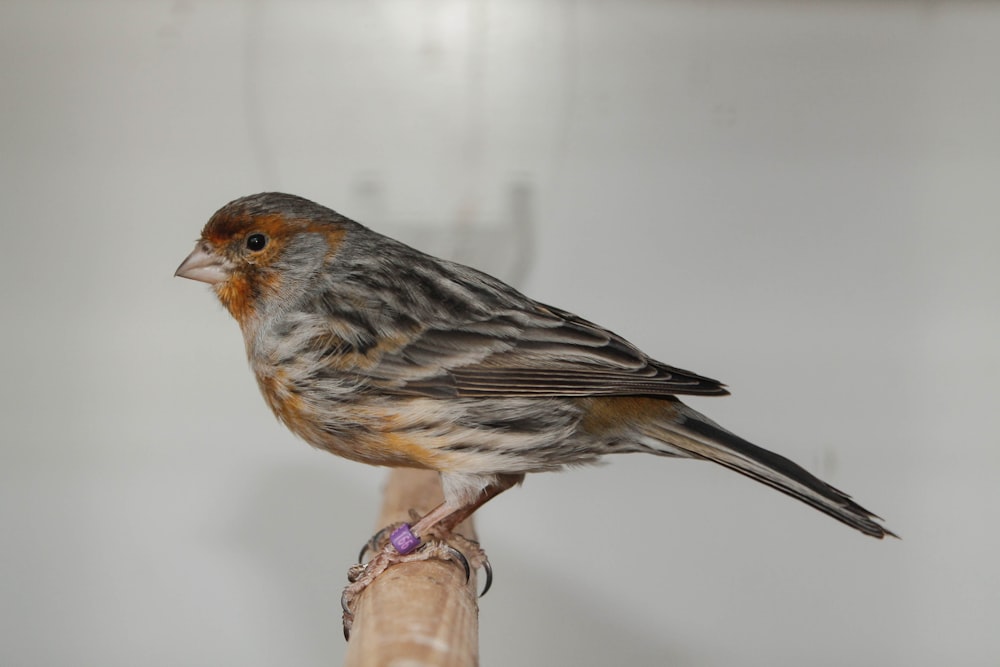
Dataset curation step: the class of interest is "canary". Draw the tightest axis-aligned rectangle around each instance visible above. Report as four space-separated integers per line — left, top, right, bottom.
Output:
176 192 892 561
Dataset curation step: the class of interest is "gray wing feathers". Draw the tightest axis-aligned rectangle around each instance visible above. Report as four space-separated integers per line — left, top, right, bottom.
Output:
325 230 728 399
371 306 729 398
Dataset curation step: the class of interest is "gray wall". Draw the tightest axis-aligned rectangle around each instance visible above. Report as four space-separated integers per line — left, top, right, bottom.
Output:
2 2 998 665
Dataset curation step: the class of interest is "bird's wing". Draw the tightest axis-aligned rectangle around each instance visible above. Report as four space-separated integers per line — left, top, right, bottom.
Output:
367 305 729 398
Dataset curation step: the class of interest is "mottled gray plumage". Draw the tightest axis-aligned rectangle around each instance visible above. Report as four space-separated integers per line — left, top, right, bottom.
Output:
177 192 895 540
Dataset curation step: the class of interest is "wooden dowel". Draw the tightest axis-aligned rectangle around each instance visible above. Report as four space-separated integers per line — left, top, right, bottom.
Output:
343 469 480 667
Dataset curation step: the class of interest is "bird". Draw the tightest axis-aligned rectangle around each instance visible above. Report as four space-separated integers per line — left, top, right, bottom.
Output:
176 192 894 626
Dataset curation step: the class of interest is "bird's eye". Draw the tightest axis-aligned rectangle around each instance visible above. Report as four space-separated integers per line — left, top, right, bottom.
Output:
246 233 268 252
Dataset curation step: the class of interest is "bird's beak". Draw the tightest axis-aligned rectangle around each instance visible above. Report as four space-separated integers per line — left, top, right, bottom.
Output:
175 242 232 285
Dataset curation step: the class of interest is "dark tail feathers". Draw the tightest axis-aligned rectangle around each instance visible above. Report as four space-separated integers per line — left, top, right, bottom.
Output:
652 404 896 539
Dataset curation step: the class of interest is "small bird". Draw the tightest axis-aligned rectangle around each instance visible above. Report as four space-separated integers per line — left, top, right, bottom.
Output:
176 192 893 609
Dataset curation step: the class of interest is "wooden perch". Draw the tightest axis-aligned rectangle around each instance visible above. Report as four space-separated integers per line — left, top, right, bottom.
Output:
343 469 480 667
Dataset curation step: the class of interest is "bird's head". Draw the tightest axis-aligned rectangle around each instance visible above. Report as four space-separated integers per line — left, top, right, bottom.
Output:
175 193 350 323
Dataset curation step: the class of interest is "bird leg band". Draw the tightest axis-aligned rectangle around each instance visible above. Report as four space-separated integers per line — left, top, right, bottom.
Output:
389 523 421 554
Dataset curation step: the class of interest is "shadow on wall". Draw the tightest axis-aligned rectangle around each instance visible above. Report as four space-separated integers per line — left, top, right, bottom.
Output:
350 178 537 288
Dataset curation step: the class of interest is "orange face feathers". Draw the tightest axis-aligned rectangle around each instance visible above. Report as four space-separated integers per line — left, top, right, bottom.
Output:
177 195 351 324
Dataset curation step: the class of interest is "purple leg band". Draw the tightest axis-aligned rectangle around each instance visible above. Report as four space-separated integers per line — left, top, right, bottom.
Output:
390 523 421 555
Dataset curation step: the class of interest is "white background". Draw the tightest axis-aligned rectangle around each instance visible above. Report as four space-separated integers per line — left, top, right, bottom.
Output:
2 2 998 665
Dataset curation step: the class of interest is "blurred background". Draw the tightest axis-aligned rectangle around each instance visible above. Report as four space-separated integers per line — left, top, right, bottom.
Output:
2 1 998 665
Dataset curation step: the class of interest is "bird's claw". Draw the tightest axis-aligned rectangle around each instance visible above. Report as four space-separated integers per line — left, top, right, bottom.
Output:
442 533 493 597
341 531 495 640
346 562 366 584
356 524 397 564
479 552 493 598
443 543 471 582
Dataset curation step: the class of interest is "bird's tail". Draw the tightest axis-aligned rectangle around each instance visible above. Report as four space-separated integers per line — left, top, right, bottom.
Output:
639 401 896 539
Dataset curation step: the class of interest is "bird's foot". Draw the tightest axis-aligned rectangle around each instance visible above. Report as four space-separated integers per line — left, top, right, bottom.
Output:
341 524 493 639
